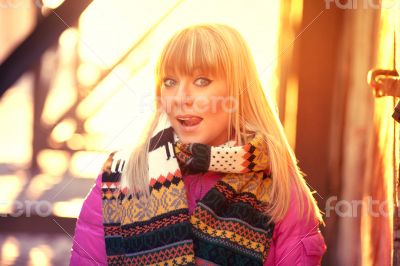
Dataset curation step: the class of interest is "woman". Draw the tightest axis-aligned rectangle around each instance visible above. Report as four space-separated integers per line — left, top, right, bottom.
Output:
70 23 327 265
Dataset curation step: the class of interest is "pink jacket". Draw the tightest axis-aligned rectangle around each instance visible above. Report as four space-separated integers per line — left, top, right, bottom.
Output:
70 171 327 265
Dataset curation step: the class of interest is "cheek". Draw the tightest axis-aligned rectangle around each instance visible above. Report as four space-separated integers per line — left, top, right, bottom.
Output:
159 93 176 115
194 95 231 115
212 96 231 115
205 107 229 128
213 85 230 113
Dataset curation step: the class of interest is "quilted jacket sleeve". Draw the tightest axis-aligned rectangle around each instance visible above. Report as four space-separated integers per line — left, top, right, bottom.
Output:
69 172 107 266
264 184 327 266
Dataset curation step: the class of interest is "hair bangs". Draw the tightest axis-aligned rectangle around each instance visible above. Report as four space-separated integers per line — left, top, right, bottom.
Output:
157 27 227 81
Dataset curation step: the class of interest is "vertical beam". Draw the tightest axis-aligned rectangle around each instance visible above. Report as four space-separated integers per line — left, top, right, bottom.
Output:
294 1 344 265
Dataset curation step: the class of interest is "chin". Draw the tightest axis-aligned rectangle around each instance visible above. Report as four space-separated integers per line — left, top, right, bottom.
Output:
177 134 206 144
171 122 205 144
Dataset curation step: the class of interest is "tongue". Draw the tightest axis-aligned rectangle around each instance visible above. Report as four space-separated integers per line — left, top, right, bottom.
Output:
183 118 202 126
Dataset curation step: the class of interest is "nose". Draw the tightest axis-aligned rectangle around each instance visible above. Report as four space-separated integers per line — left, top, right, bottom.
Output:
175 80 193 106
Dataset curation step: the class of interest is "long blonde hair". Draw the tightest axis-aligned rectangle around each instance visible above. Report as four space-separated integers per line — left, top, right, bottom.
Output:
121 23 323 223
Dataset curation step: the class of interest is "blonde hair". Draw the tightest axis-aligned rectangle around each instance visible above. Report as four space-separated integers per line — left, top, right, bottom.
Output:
121 23 323 223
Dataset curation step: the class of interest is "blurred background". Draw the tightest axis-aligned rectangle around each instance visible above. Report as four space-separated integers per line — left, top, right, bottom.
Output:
0 0 399 265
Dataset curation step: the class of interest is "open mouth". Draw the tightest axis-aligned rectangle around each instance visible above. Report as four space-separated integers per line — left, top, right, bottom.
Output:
176 115 203 127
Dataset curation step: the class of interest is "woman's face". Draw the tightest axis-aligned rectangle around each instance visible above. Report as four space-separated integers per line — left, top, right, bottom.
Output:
160 69 231 146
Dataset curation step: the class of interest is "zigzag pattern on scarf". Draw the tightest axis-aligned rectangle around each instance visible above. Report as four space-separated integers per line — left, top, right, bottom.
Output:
101 123 275 265
190 180 274 265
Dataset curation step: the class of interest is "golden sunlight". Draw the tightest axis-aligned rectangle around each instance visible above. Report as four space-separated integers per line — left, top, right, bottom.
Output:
27 245 53 266
0 237 20 266
53 198 84 218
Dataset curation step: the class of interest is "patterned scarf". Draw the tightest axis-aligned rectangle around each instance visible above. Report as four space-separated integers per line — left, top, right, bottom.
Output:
101 120 275 265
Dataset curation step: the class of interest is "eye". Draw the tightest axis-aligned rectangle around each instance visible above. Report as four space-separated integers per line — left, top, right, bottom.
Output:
163 78 177 87
194 77 212 87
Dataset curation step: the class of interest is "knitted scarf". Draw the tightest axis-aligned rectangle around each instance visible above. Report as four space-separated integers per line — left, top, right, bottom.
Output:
101 120 275 265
